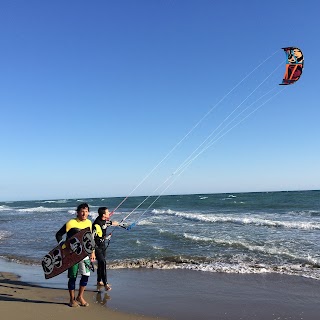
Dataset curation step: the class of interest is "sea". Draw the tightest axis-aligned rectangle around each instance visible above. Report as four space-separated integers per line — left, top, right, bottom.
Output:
1 190 320 280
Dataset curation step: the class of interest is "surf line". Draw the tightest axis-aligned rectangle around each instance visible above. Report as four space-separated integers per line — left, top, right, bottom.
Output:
108 50 284 235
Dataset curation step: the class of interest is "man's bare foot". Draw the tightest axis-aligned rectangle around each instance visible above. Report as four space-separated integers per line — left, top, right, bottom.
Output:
105 284 112 291
76 297 89 307
69 300 79 307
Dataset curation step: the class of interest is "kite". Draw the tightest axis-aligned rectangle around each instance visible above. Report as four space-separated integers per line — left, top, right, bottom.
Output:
280 47 304 85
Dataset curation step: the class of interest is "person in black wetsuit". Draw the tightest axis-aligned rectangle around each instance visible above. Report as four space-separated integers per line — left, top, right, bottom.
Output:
92 206 119 291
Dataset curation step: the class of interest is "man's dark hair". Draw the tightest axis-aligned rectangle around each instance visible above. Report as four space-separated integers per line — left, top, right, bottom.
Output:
76 203 90 213
98 207 108 217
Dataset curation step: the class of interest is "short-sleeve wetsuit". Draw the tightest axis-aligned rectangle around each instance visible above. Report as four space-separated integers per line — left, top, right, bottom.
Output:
56 218 93 279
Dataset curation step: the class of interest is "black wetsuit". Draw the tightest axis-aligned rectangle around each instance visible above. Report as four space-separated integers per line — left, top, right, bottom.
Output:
92 217 112 285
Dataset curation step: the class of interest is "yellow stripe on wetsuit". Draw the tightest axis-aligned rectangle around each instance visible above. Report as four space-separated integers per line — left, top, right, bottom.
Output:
66 218 92 238
93 224 103 237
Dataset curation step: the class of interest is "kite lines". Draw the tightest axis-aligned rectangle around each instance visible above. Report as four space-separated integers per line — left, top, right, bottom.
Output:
109 48 301 234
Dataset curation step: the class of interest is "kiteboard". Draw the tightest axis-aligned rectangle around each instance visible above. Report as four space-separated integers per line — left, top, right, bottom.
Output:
42 227 95 279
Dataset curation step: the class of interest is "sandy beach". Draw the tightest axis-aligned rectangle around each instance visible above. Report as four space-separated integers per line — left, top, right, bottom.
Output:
0 270 162 320
1 258 320 320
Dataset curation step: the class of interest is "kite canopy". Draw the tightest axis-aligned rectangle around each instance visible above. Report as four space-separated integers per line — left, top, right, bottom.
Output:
280 47 304 85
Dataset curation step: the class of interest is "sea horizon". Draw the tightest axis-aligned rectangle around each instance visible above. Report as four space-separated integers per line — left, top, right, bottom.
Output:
1 188 319 203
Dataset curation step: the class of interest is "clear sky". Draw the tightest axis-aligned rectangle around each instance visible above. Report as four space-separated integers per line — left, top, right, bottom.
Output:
1 0 319 201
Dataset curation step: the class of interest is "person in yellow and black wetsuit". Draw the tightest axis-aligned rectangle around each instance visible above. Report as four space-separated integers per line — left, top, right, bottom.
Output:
92 207 119 291
56 203 95 307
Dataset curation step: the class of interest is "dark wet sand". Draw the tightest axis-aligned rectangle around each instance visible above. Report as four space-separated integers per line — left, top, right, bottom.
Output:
108 268 320 320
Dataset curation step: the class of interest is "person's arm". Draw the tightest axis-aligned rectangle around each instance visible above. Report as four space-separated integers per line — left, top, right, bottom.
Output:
110 220 119 226
92 223 98 241
89 224 96 261
55 224 67 244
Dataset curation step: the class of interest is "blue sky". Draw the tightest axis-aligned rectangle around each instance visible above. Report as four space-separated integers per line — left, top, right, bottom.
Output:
1 0 319 201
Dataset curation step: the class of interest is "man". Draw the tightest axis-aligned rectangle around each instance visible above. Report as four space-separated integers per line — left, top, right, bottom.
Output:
92 207 119 291
56 203 95 307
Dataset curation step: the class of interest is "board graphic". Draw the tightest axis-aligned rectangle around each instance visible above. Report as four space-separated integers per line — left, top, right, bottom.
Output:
42 227 95 279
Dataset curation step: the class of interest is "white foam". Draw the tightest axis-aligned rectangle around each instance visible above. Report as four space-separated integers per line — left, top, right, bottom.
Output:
17 206 67 213
137 220 154 226
182 233 320 266
183 233 213 242
0 205 11 211
107 258 320 280
152 208 175 215
0 230 13 240
36 199 68 204
160 209 320 231
221 194 237 200
152 245 164 250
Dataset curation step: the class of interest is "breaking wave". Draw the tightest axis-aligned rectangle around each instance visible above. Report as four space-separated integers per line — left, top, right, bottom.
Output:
152 209 320 230
0 230 13 241
0 205 12 212
17 206 67 213
36 199 69 204
107 257 320 280
182 233 320 265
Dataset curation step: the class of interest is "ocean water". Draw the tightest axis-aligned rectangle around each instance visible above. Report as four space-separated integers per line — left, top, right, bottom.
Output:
1 190 320 280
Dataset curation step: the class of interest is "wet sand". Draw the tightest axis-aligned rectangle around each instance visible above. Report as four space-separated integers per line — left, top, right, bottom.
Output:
109 268 320 320
1 258 320 320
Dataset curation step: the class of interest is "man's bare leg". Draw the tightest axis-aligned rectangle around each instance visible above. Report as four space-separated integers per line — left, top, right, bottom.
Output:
69 289 78 307
76 286 89 306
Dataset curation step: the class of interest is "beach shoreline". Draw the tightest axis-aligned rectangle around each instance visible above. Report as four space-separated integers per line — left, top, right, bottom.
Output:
1 258 320 320
0 270 162 320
